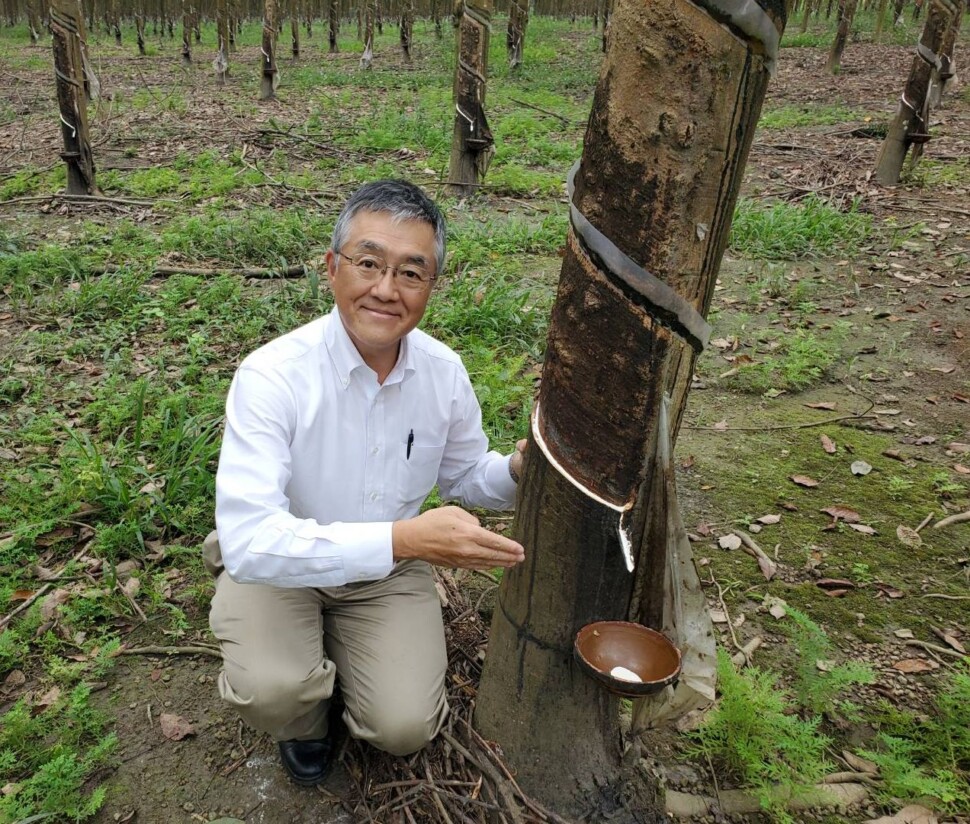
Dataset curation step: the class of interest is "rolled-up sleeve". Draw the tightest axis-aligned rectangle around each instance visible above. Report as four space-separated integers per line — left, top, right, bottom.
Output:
215 367 394 587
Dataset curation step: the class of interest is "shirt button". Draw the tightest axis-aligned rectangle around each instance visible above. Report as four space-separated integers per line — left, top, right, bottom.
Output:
372 447 379 455
370 492 378 501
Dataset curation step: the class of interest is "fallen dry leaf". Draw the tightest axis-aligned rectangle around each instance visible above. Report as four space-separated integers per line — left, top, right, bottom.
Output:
843 750 879 775
823 588 849 597
914 435 936 446
892 658 939 674
160 713 196 741
817 578 855 591
821 506 861 523
33 686 61 713
896 525 922 547
718 534 742 550
763 595 787 619
954 464 970 475
929 365 956 374
893 629 915 639
848 523 877 535
791 475 819 488
709 609 728 624
946 442 970 454
756 514 781 525
851 460 873 476
805 402 837 410
864 804 937 824
874 582 906 599
820 434 837 454
1 670 26 692
40 588 72 622
712 419 729 431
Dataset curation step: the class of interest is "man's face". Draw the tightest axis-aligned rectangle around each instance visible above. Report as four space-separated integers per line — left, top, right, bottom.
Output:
326 210 437 376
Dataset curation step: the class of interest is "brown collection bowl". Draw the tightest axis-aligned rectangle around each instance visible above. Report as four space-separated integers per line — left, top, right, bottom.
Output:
573 621 682 698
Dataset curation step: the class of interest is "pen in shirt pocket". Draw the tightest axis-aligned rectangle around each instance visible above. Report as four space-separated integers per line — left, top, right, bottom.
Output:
406 429 414 460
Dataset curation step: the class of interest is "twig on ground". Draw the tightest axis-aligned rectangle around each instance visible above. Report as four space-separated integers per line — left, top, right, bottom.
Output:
0 584 52 630
220 739 261 777
89 263 309 279
116 580 147 623
903 639 967 659
115 644 221 659
507 97 575 126
708 573 747 660
920 593 970 600
685 401 875 432
933 510 970 530
914 512 935 533
731 531 777 580
0 193 179 207
730 636 763 668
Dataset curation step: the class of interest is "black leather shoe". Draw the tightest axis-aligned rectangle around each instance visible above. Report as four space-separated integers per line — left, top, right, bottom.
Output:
278 738 332 786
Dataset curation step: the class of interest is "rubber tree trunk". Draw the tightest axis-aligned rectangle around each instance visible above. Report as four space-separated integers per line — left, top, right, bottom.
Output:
181 0 192 65
447 0 493 196
215 0 230 82
874 0 889 36
432 0 442 37
827 0 858 72
360 0 375 67
51 0 98 195
874 0 958 183
507 0 527 69
400 0 413 61
328 0 338 51
291 0 300 57
800 0 815 31
261 0 279 98
136 11 147 53
27 0 42 41
474 0 787 816
74 0 100 101
893 0 907 25
929 0 965 106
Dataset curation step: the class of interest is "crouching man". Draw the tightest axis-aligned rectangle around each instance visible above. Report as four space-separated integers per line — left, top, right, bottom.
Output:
205 179 526 786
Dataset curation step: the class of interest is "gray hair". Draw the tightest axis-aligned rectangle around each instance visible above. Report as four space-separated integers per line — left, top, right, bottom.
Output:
331 180 446 275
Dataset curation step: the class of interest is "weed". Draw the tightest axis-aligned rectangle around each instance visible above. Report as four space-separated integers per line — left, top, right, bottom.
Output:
730 196 872 260
759 104 867 130
0 685 117 821
931 471 965 499
780 606 875 716
728 328 842 394
887 475 914 500
691 650 833 823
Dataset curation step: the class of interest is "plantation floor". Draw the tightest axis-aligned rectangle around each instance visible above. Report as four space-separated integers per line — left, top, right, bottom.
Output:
1 17 968 824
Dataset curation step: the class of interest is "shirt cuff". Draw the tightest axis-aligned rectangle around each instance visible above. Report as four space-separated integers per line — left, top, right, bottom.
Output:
315 521 395 584
484 454 519 506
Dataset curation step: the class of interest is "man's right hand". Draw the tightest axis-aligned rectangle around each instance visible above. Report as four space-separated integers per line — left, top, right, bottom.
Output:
392 506 525 571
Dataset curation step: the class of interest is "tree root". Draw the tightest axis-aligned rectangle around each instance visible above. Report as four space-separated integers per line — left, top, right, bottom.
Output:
665 781 868 817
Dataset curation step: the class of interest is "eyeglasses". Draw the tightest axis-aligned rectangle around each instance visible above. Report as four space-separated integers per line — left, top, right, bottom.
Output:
335 250 436 292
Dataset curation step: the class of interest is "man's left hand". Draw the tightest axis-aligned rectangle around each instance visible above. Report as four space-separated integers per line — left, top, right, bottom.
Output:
510 438 527 481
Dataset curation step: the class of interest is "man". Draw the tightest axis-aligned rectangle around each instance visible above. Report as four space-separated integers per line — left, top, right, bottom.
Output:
206 179 526 787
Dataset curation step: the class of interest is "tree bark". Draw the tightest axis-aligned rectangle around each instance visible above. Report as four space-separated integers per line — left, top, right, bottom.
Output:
474 0 786 817
291 0 300 57
447 0 493 196
181 0 192 65
27 0 42 41
893 0 907 25
360 0 376 67
507 0 527 69
136 9 147 53
261 0 279 98
874 0 889 36
400 0 413 61
827 0 858 73
51 0 98 196
929 0 964 106
215 0 230 82
874 0 958 183
328 0 338 51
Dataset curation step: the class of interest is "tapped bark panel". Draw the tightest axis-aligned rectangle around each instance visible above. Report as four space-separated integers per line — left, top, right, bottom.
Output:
539 235 673 503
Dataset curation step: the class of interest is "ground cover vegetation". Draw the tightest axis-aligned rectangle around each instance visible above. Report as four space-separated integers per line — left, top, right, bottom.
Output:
0 6 968 823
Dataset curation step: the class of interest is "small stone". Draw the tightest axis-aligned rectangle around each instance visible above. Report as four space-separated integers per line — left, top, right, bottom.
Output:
183 802 195 812
161 673 172 682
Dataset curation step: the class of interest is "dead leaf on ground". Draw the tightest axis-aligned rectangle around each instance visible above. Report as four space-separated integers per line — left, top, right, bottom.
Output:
874 582 906 599
763 595 787 619
892 658 939 674
893 629 915 639
851 460 873 476
929 365 956 374
791 475 819 488
756 514 781 525
914 435 936 446
946 442 970 454
817 578 856 590
820 434 837 454
932 628 966 654
40 588 72 622
1 670 26 693
848 523 877 535
821 506 861 523
864 804 937 824
954 464 970 475
896 525 922 547
709 609 728 624
718 534 742 550
712 419 729 431
160 713 196 741
805 402 837 410
32 686 61 713
843 750 879 775
823 588 849 597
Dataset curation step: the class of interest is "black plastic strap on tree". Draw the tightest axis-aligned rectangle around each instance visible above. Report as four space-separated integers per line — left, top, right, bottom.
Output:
566 161 711 354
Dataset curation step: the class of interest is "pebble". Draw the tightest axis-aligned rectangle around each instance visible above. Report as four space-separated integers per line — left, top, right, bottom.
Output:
183 802 194 812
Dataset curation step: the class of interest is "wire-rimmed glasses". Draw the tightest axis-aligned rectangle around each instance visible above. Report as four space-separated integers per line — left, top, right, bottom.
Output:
335 250 436 292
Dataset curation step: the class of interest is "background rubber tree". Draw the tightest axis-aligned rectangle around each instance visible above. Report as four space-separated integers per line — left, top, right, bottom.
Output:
260 0 279 99
928 0 965 106
214 0 230 82
474 0 788 817
328 0 338 52
507 0 527 69
874 0 960 183
447 0 493 196
400 0 414 61
827 0 859 73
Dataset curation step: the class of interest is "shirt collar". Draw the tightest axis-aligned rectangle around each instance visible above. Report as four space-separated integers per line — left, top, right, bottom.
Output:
324 308 416 388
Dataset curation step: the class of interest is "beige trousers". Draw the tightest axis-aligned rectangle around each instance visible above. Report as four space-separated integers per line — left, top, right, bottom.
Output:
205 533 449 756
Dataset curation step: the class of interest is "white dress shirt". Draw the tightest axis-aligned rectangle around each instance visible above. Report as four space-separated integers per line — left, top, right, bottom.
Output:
215 308 518 588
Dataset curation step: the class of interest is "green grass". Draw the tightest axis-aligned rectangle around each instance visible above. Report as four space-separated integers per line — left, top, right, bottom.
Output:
730 196 873 260
759 104 869 130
